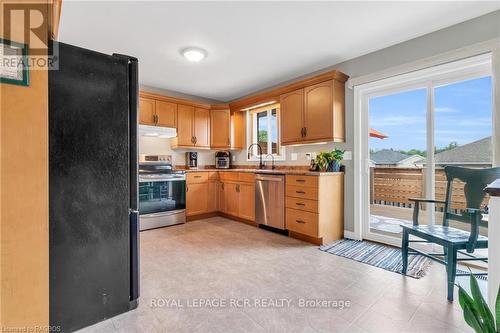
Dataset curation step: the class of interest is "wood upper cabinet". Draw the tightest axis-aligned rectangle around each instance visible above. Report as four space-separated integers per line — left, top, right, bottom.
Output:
210 109 231 148
155 100 177 128
139 97 156 125
304 81 333 141
279 79 345 145
194 108 210 147
176 104 195 147
280 89 304 144
238 183 255 221
230 111 245 150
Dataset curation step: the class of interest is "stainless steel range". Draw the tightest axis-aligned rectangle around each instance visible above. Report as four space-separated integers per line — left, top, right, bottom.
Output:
139 155 186 230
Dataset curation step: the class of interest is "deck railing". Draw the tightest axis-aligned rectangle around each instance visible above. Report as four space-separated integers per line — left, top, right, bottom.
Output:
370 167 489 211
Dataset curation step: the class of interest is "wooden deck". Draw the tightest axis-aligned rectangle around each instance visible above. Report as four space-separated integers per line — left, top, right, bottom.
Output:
370 204 488 236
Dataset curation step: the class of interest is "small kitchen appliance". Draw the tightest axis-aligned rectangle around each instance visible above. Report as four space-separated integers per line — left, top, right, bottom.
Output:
186 152 198 169
215 151 230 169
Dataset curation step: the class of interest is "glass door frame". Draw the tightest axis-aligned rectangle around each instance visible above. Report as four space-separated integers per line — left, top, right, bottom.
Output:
353 54 493 246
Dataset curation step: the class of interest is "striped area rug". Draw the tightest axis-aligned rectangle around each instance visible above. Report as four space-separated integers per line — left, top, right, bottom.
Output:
320 239 432 279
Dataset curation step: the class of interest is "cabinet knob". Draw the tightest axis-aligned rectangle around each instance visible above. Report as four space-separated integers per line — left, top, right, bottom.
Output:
296 219 306 224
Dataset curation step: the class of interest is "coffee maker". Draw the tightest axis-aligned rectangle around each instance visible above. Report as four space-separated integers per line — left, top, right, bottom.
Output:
186 152 198 169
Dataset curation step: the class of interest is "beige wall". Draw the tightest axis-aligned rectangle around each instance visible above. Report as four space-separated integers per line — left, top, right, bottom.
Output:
0 0 49 328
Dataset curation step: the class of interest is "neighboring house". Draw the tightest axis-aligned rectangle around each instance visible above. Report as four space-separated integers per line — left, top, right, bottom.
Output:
370 149 424 168
434 136 492 168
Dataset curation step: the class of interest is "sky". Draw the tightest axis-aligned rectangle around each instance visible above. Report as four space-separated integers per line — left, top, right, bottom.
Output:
369 76 492 151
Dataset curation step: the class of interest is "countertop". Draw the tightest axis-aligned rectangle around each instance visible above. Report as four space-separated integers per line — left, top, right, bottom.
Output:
178 168 344 176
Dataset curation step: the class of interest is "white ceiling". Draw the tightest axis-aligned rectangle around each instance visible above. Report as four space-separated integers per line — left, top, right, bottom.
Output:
59 1 500 102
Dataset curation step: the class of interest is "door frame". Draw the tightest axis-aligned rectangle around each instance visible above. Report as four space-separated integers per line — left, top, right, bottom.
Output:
352 52 496 245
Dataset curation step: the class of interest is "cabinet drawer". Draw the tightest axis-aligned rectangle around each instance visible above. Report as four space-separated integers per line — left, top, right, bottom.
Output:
286 175 318 188
286 208 318 237
286 185 318 200
219 172 239 182
187 172 209 184
285 197 318 213
238 172 255 183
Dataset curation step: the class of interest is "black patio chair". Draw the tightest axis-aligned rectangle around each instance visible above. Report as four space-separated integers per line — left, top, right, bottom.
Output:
401 166 500 301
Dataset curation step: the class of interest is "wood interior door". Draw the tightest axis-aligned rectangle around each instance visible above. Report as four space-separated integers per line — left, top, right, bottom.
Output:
177 104 195 146
155 100 177 128
304 81 333 141
238 183 255 221
186 182 208 216
194 108 210 147
210 109 230 148
280 89 304 144
139 97 156 125
225 183 239 216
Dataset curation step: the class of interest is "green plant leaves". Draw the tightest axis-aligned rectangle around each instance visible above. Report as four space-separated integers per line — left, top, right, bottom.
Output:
470 273 495 332
457 275 497 333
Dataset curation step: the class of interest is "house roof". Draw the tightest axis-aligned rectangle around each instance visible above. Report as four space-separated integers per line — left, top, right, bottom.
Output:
370 149 412 164
435 136 491 165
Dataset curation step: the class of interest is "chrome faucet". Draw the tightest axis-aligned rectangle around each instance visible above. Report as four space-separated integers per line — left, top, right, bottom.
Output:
265 154 275 170
247 143 264 169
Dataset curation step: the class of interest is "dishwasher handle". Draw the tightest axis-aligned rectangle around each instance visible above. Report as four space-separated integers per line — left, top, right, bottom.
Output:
255 174 284 182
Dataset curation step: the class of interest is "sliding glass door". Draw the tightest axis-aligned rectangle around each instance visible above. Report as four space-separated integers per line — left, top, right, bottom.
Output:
360 56 493 246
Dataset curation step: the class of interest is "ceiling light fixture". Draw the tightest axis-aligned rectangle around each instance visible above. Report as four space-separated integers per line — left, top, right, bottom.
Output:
182 47 207 62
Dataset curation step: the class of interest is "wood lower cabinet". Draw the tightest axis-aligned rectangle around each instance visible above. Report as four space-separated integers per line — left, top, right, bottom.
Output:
238 182 255 221
218 182 226 213
285 174 344 245
189 172 255 222
186 172 218 217
280 79 345 145
224 182 239 216
186 182 208 216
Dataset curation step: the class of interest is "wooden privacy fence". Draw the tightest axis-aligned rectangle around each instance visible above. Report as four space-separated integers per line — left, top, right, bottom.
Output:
371 167 490 211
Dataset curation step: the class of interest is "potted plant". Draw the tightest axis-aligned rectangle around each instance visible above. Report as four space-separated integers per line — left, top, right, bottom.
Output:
315 149 344 172
329 149 344 172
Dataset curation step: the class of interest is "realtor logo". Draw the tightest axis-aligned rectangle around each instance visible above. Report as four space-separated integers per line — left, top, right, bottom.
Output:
2 2 49 56
1 1 59 79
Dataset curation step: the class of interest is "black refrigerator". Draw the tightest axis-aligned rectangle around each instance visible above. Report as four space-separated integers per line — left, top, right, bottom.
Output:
49 41 139 332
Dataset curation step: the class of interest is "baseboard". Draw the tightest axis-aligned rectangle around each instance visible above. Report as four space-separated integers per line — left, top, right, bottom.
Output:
343 230 361 240
186 212 218 221
218 212 258 227
288 231 323 245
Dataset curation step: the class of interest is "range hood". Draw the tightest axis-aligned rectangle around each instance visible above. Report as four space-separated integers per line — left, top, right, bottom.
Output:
139 124 177 138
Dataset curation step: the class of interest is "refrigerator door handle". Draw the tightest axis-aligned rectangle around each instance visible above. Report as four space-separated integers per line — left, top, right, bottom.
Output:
129 209 140 301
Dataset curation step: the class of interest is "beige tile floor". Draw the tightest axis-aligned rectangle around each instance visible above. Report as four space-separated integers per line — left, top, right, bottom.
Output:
78 217 473 333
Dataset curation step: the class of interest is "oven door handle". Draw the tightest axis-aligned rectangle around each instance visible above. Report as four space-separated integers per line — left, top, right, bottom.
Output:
141 211 184 218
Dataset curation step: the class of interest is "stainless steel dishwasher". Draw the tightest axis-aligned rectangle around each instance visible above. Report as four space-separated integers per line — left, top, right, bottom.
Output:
255 173 285 230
